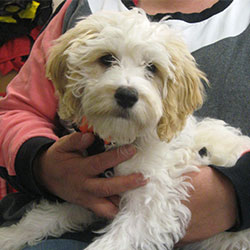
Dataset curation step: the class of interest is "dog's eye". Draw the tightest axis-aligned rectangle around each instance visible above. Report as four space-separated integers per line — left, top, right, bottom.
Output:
146 63 157 74
99 54 116 67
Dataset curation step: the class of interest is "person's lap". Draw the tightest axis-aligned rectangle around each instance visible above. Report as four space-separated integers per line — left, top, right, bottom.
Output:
22 239 89 250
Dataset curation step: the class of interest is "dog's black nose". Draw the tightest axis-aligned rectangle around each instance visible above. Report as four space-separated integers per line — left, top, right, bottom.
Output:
114 87 138 109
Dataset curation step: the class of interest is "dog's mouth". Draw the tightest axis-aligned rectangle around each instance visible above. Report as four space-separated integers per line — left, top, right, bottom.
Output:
78 115 135 145
113 109 130 119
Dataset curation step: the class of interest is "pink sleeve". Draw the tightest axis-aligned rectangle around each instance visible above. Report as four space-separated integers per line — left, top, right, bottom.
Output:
0 0 72 175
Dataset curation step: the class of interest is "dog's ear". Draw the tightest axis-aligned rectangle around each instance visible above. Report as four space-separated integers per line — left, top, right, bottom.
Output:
157 39 208 141
46 19 100 122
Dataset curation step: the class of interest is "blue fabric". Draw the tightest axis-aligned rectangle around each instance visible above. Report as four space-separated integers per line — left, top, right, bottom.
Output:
22 239 89 250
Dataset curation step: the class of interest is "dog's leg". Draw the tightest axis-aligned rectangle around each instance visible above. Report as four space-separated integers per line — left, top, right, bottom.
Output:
84 207 188 250
194 118 250 166
84 213 157 250
0 200 94 250
85 179 193 250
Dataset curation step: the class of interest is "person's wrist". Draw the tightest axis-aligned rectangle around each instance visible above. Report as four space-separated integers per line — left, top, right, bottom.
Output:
32 147 63 201
32 149 47 190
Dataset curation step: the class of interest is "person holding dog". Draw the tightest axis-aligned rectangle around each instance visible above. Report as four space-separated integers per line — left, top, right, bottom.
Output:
0 0 249 249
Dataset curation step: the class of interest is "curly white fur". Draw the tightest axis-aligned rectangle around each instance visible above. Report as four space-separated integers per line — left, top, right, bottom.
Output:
0 9 249 250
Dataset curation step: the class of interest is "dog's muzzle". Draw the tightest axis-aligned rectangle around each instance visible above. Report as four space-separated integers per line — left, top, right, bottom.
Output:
114 87 138 109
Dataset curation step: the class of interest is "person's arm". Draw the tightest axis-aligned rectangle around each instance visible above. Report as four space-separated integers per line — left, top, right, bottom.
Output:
0 0 72 193
0 0 148 216
177 152 250 246
211 152 250 231
177 166 237 246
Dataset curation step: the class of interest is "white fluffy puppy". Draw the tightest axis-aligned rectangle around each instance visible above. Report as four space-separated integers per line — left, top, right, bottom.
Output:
0 9 250 250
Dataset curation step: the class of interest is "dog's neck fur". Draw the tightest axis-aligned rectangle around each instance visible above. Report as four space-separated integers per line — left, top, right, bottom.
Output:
104 123 187 153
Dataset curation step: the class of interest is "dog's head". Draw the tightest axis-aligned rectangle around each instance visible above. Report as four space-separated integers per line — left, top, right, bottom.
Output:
46 9 207 144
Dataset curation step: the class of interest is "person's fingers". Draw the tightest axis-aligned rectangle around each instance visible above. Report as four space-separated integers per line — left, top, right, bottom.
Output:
37 131 145 219
85 196 119 219
84 144 137 176
84 173 148 197
108 195 121 207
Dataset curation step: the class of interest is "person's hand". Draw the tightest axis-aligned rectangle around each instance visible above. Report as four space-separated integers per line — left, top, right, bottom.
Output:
176 166 237 246
33 132 148 219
